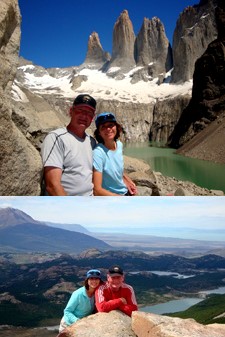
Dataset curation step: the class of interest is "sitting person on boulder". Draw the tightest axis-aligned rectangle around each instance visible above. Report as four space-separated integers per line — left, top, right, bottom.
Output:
95 265 138 316
59 269 103 332
93 112 137 196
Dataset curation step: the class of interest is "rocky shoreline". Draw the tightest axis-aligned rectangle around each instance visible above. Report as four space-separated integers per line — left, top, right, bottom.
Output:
124 156 224 196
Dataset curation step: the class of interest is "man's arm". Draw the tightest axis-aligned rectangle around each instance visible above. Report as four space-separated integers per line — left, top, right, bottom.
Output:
118 285 138 316
95 286 124 312
44 167 67 196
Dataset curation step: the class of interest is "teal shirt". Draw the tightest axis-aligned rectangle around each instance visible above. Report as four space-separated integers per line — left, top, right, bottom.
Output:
63 286 95 325
93 140 128 195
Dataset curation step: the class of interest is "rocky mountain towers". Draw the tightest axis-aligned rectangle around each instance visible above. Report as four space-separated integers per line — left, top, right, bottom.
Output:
84 32 110 67
84 2 219 83
109 10 136 70
84 10 172 80
135 16 172 78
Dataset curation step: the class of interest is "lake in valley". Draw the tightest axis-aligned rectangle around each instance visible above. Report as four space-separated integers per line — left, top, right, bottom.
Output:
141 286 225 314
124 143 225 193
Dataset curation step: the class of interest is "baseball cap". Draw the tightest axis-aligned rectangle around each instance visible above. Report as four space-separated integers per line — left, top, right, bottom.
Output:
73 94 96 111
108 265 123 276
95 112 116 128
86 269 101 279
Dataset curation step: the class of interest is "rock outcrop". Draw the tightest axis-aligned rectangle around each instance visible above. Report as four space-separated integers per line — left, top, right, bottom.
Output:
105 10 136 74
83 32 110 68
57 310 225 337
135 17 172 78
168 0 225 164
171 0 218 83
150 95 190 143
0 0 42 196
132 311 225 337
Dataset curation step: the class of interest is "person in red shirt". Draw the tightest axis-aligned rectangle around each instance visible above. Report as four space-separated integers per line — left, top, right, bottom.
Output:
95 265 138 316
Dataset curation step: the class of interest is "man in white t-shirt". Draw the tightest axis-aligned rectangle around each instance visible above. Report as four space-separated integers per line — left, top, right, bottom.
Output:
41 94 96 196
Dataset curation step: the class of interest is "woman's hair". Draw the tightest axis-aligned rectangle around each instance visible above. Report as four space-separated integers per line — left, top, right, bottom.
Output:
84 278 104 290
94 122 123 144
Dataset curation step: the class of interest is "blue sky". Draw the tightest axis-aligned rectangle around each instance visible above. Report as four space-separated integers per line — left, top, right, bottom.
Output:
18 0 198 68
1 197 225 241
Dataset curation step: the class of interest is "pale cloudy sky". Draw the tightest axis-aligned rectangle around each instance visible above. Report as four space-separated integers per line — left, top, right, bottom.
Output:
0 197 225 239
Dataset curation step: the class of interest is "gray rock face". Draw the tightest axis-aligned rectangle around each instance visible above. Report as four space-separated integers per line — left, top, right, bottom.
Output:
83 32 110 67
135 17 173 78
168 0 225 164
0 0 42 196
106 10 136 72
171 0 218 83
150 95 191 143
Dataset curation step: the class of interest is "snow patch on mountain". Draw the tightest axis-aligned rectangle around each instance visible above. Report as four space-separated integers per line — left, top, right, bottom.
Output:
12 65 193 105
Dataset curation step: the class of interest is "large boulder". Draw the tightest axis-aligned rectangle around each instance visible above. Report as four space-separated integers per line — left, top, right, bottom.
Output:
57 310 225 337
132 311 225 337
0 0 42 196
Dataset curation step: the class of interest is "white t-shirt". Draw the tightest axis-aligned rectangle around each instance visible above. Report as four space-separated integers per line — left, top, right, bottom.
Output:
41 127 95 196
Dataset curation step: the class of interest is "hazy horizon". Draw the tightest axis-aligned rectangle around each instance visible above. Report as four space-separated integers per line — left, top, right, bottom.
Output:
1 196 225 242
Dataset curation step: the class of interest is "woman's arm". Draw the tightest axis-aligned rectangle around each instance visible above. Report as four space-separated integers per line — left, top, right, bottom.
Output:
93 169 120 196
63 292 79 324
123 173 138 196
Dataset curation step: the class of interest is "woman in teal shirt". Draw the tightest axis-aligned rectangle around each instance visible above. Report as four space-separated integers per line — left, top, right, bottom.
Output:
93 112 137 196
59 269 103 332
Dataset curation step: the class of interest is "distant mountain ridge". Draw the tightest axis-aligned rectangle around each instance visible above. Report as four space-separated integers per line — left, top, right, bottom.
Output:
45 221 90 234
0 207 41 228
0 207 110 253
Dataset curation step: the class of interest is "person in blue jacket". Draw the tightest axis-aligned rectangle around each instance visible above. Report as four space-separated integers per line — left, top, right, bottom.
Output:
59 269 103 332
93 112 137 196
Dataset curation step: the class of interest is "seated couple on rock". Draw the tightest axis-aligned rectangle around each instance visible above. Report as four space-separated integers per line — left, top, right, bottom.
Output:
58 265 138 333
41 94 137 196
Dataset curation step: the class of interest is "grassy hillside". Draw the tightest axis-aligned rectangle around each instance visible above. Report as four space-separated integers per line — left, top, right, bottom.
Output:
169 294 225 324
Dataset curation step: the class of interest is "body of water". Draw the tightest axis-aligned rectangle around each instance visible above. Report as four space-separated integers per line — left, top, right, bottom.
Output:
151 271 195 279
124 143 225 193
141 286 225 315
141 297 202 314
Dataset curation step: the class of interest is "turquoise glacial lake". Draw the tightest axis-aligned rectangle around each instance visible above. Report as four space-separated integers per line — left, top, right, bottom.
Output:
124 143 225 193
